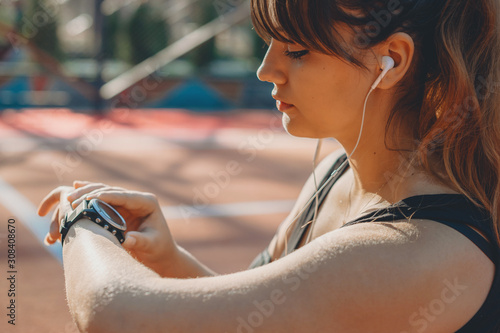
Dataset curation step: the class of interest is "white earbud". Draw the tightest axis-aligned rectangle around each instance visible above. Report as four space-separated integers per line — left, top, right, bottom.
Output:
302 59 394 229
370 56 395 90
348 55 395 161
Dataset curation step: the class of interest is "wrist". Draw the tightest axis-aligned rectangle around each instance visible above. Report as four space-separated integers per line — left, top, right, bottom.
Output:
60 199 126 247
156 242 183 278
64 218 121 248
170 245 217 278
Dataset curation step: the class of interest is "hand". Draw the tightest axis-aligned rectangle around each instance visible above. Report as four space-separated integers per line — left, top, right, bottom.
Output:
37 186 75 245
63 181 179 277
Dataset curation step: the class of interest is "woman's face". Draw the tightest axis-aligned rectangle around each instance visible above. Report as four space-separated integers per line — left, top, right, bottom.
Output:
257 38 380 141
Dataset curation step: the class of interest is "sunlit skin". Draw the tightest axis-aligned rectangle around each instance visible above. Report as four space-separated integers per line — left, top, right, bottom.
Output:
257 32 456 211
259 39 378 140
35 28 496 333
255 33 466 257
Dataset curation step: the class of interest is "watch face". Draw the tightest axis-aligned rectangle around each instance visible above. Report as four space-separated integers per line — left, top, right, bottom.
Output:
90 199 127 230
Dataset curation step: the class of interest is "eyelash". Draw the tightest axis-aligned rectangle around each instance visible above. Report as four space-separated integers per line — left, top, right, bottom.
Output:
283 50 309 60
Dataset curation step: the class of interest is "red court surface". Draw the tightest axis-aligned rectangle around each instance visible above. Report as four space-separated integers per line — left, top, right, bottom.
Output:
0 108 339 333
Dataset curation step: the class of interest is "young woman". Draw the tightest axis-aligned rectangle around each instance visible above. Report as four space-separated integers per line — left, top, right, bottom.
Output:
38 0 500 332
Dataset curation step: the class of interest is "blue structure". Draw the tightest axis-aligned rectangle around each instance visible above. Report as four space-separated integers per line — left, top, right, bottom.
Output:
146 79 231 111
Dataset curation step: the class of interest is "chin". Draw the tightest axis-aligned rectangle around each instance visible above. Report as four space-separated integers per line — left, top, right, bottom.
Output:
282 113 321 139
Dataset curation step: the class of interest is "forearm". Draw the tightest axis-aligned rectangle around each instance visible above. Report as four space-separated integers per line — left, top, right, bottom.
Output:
63 219 160 332
61 219 232 333
60 217 417 333
166 245 218 278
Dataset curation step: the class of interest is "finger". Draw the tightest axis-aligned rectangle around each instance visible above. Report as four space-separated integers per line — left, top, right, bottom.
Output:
71 186 126 208
122 230 155 252
73 180 92 189
44 206 61 246
38 186 66 216
86 191 157 211
44 229 60 245
44 233 57 246
48 211 62 243
59 190 74 214
67 183 107 204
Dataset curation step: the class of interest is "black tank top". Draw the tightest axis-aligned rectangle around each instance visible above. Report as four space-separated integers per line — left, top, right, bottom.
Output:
249 154 500 332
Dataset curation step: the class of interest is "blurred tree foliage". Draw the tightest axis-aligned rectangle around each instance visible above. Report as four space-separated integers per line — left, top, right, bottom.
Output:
128 2 168 64
103 11 120 60
252 27 267 62
27 0 64 61
190 0 218 70
102 10 133 62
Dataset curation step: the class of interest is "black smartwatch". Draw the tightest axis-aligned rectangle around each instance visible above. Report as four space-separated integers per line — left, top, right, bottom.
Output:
60 199 127 245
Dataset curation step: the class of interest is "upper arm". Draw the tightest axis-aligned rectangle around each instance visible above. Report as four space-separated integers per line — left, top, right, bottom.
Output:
97 220 494 333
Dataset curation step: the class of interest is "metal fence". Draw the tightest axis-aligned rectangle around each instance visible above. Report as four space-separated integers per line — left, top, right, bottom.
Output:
0 0 274 111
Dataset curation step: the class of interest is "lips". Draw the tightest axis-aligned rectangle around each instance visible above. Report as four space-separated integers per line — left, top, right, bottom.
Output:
276 100 295 112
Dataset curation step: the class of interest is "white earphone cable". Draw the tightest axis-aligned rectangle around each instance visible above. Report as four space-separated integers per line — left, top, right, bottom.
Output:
283 86 376 253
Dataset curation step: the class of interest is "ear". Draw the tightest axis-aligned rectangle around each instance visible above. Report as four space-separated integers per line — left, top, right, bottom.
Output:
374 32 415 89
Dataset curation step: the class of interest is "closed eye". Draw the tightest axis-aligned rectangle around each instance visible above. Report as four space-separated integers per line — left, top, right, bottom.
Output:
283 50 309 60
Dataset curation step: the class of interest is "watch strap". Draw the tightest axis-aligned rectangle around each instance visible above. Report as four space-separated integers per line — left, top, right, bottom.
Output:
60 200 126 246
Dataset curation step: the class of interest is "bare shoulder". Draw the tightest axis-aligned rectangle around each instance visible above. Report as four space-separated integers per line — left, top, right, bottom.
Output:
305 219 495 332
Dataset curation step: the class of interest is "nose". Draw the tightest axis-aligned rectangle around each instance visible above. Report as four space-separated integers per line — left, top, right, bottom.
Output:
256 41 287 85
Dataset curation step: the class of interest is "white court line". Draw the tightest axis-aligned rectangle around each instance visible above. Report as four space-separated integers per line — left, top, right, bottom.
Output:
162 200 296 221
0 131 331 153
0 175 295 264
0 177 63 263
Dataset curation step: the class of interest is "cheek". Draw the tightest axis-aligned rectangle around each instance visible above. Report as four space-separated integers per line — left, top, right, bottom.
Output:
284 56 372 137
292 73 349 120
294 64 357 104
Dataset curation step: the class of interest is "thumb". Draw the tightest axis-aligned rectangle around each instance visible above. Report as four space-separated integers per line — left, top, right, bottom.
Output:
122 230 154 252
73 180 91 189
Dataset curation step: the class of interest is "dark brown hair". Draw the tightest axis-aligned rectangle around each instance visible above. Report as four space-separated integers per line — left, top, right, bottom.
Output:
251 0 500 241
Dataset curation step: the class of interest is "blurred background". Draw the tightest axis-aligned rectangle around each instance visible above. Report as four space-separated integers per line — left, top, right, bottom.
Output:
0 1 339 332
0 0 273 110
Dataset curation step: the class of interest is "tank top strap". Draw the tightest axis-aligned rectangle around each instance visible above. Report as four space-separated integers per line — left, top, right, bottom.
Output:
342 194 500 331
248 153 349 269
342 194 498 262
284 153 349 256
